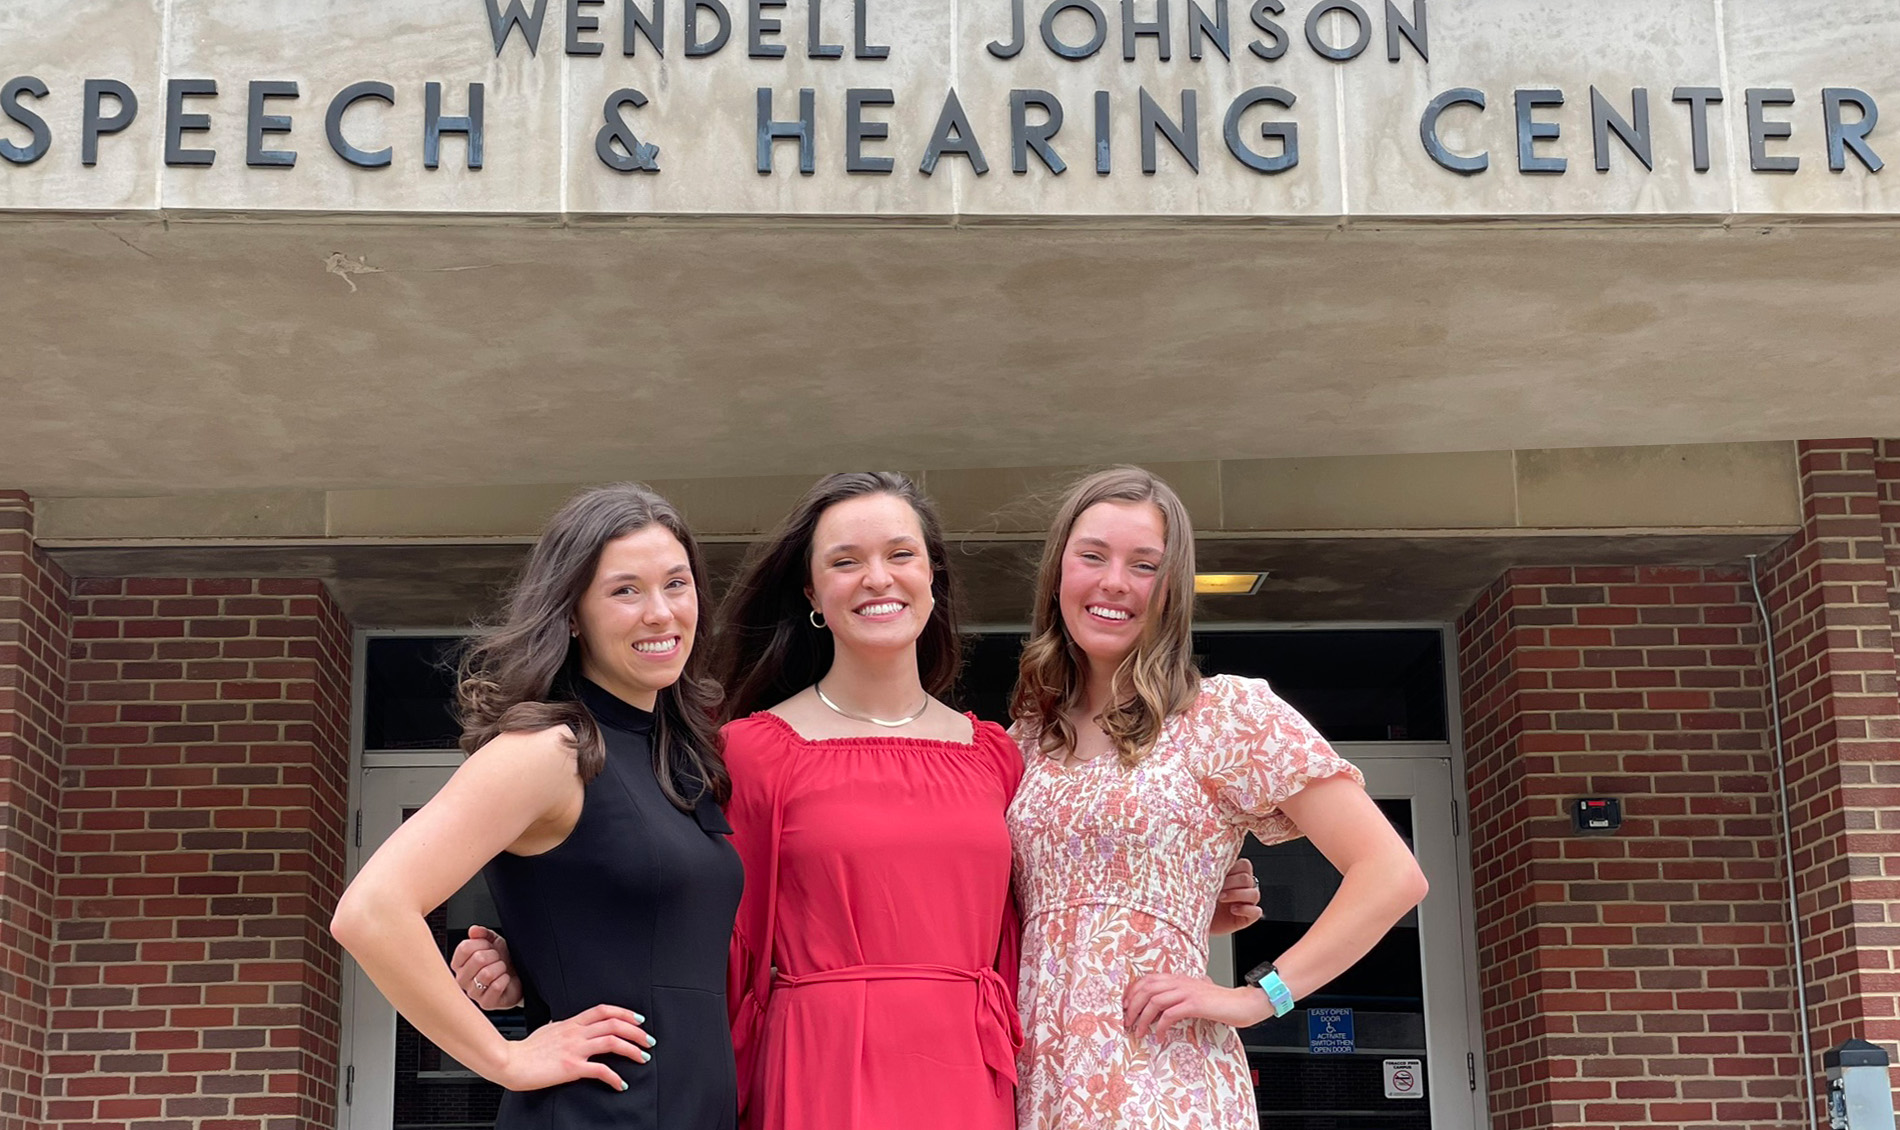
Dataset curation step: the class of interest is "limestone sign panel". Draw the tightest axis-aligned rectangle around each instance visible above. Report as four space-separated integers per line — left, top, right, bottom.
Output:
0 0 1891 216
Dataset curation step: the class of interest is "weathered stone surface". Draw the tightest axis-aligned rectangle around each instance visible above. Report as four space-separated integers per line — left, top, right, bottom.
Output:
1 0 1891 217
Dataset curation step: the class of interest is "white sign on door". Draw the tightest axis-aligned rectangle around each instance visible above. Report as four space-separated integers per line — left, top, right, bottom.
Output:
1383 1058 1424 1099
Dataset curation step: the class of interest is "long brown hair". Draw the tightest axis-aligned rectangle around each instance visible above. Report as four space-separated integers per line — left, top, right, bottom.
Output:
1010 466 1201 766
456 483 729 810
716 472 962 721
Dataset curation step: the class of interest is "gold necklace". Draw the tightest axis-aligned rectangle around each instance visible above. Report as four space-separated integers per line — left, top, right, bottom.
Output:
814 682 929 727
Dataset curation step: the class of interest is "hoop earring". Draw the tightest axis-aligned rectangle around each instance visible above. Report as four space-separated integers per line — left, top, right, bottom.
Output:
809 609 827 629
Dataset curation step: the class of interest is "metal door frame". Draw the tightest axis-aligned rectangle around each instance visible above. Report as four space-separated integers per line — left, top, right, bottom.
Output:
1208 749 1481 1130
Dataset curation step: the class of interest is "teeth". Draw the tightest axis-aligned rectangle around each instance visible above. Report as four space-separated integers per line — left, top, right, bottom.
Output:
856 602 904 616
1087 606 1132 621
633 638 678 654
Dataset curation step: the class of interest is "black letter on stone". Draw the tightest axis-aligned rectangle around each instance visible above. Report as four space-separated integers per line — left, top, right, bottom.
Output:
1823 88 1882 173
425 82 484 170
246 80 299 168
1383 0 1428 61
1139 87 1198 173
750 0 786 57
1385 0 1425 62
1011 89 1066 174
1305 1 1369 62
568 0 605 54
626 0 665 54
1188 0 1230 60
1095 90 1112 173
1419 87 1485 175
328 82 395 168
845 87 894 173
597 88 659 171
165 78 217 167
1042 2 1109 59
82 79 138 167
1224 85 1296 173
687 0 732 55
854 0 890 58
810 0 845 57
1671 86 1721 173
0 77 50 165
989 0 1026 58
486 0 552 55
1746 88 1797 173
1122 1 1171 61
1590 86 1651 172
920 88 988 175
756 87 815 174
1248 0 1286 60
1514 88 1565 174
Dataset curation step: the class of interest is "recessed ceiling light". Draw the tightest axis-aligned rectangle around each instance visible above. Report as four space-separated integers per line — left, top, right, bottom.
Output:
1194 572 1266 596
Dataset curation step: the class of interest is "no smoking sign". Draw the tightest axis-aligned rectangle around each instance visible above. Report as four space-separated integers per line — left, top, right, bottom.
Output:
1383 1058 1424 1100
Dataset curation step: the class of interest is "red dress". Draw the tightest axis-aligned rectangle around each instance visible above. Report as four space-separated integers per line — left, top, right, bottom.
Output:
724 712 1023 1130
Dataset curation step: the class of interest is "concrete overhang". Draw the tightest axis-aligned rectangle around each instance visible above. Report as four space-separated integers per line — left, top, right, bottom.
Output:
3 218 1897 499
34 445 1801 625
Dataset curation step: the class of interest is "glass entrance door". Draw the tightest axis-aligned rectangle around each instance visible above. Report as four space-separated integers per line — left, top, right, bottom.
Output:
1210 753 1478 1130
340 765 512 1130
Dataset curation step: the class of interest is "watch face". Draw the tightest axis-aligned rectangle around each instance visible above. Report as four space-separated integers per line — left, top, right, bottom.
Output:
1242 960 1276 985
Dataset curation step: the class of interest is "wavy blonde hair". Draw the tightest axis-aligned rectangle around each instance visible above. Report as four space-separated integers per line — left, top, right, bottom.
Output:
1010 466 1201 766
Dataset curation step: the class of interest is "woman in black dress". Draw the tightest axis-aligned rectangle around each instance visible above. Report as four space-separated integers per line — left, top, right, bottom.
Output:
331 483 743 1129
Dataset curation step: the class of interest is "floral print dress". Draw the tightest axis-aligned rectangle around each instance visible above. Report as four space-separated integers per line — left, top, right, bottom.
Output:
1007 675 1363 1130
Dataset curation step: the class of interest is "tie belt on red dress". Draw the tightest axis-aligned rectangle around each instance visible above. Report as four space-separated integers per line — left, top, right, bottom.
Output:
773 963 1022 1084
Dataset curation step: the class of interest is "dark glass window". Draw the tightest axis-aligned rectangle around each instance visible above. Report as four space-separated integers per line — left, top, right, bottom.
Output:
958 629 1445 742
364 637 465 751
366 629 1445 750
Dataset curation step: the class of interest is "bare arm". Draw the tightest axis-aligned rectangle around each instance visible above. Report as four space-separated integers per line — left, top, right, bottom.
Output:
331 728 651 1091
1127 775 1428 1035
1261 775 1427 999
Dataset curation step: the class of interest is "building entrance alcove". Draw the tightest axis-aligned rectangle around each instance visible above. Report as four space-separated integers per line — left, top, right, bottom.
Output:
340 624 1485 1130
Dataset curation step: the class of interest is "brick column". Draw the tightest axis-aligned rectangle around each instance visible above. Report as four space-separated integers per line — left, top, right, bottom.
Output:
1877 440 1900 680
1458 566 1801 1130
1757 439 1900 1092
0 493 70 1130
48 579 352 1130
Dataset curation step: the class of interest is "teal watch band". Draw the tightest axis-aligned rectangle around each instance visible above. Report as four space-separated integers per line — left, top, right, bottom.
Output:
1257 970 1295 1018
1244 960 1297 1018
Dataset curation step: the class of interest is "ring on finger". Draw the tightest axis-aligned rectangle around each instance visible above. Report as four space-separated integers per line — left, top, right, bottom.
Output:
474 980 486 991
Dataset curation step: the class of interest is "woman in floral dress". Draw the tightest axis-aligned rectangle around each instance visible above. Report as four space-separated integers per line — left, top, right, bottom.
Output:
1007 466 1431 1130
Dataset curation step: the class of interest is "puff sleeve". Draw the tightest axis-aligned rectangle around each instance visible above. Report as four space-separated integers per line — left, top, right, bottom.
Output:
1196 674 1364 845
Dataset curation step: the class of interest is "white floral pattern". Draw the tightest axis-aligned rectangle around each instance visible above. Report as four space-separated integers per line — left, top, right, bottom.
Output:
1008 675 1363 1130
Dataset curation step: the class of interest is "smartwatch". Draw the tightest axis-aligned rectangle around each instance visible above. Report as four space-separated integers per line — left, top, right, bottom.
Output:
1242 959 1296 1018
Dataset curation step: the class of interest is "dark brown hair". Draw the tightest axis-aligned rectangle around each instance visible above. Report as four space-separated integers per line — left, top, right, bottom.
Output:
715 472 962 721
1010 466 1201 766
455 483 729 810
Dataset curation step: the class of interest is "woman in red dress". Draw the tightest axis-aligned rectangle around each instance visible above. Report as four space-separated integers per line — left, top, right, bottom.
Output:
715 471 1021 1130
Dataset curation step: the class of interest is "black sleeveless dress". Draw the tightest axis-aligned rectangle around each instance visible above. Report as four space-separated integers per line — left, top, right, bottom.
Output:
483 679 743 1130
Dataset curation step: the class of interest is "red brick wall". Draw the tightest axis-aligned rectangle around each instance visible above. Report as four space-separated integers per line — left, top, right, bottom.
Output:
1458 565 1803 1130
1878 440 1900 682
0 494 70 1130
1756 440 1900 1085
48 579 352 1130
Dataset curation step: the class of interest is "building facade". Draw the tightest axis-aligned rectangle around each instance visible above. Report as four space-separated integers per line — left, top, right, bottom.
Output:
3 1 1899 1129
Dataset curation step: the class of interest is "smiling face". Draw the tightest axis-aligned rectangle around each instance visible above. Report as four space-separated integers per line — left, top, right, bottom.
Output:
806 492 935 658
572 524 698 711
1057 499 1168 672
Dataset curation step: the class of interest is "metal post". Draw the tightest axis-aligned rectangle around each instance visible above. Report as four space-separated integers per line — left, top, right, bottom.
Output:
1825 1039 1895 1130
